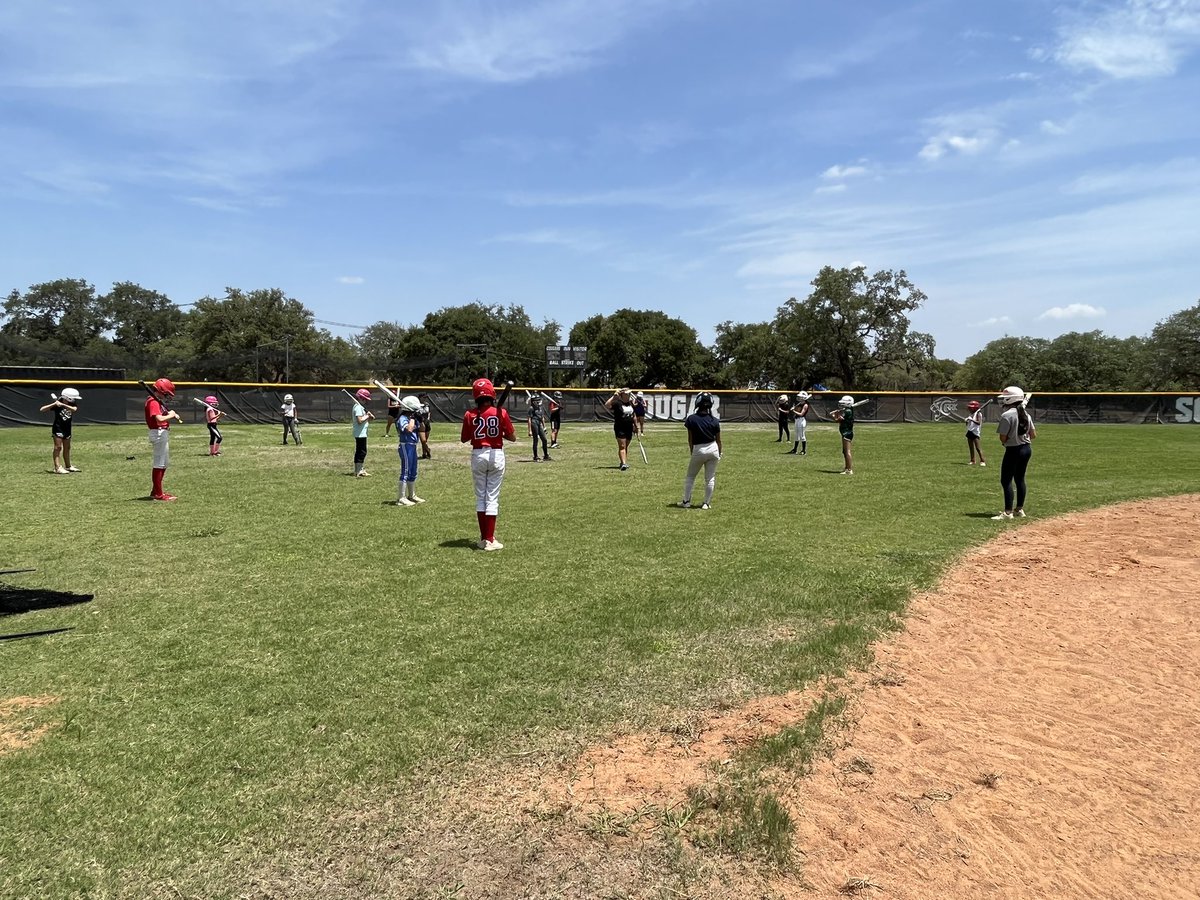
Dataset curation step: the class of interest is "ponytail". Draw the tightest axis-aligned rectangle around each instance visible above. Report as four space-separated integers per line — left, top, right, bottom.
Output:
1016 405 1030 435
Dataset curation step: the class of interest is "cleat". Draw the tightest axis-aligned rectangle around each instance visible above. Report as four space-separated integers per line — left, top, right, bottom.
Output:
701 503 711 510
619 463 629 471
67 465 81 472
991 511 1014 520
485 539 504 550
979 461 986 467
543 454 552 461
54 466 69 474
1015 509 1026 517
410 495 426 503
677 501 691 508
396 497 416 507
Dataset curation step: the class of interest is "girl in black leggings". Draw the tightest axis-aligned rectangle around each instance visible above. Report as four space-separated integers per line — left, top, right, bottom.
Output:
992 386 1036 521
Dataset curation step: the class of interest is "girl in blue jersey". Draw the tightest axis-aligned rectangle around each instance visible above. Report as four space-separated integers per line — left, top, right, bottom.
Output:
678 392 722 509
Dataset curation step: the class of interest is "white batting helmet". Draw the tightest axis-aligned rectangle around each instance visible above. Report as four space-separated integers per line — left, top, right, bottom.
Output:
997 385 1027 406
839 395 854 407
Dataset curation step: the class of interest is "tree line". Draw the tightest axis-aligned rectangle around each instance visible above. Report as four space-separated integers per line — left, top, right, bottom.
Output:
2 272 1196 390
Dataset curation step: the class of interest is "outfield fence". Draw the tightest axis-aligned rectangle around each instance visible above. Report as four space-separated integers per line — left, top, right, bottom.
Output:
2 381 1197 427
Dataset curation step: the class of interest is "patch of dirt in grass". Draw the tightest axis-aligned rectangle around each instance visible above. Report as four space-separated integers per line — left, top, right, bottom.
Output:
0 695 59 754
225 495 1200 899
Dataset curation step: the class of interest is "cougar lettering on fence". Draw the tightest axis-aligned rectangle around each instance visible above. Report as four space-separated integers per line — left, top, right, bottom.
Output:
1175 397 1200 423
646 393 721 420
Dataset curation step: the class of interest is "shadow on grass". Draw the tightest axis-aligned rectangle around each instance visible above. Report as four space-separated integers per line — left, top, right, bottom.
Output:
438 538 481 550
964 511 1005 519
0 627 74 642
1 585 94 618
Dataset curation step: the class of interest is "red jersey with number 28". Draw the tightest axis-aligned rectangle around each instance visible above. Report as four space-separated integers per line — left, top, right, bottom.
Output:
461 404 515 449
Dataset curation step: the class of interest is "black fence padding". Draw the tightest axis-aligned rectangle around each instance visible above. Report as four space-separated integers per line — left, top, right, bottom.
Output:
1 382 1196 427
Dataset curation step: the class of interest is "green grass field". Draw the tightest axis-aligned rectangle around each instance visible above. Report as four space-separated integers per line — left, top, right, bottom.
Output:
2 418 1196 896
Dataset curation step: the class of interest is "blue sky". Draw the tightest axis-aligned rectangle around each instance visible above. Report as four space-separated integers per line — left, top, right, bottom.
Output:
2 0 1197 361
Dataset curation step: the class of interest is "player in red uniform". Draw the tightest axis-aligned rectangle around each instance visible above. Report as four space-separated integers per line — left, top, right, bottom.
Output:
460 377 516 551
145 377 182 500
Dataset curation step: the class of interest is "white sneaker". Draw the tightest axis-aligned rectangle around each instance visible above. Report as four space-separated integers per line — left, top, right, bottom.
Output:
410 495 426 504
54 466 69 474
991 511 1014 520
701 503 711 510
677 501 691 508
1015 509 1026 517
979 462 987 467
840 469 853 476
396 497 416 507
67 466 81 473
483 539 503 551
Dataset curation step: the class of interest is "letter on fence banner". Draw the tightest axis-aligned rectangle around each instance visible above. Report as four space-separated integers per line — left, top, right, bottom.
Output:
1176 397 1196 423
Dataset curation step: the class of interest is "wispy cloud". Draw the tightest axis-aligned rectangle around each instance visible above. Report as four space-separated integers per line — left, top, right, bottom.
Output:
973 315 1012 327
1038 303 1107 320
404 0 691 83
338 276 365 285
821 163 869 179
919 130 997 161
1054 0 1200 79
484 228 609 254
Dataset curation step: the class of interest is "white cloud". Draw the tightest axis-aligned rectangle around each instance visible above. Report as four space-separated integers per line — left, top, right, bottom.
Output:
1055 0 1200 79
404 0 689 83
338 276 365 284
919 131 994 160
972 315 1012 327
484 228 608 254
1037 303 1107 321
814 183 846 195
821 163 868 179
1040 119 1069 136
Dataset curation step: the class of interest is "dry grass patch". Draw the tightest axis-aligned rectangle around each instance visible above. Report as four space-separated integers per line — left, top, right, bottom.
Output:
0 695 59 754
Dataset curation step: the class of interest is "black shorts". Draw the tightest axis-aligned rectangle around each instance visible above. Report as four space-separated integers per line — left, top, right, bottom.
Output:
614 424 634 440
387 407 400 421
550 411 561 428
53 423 72 439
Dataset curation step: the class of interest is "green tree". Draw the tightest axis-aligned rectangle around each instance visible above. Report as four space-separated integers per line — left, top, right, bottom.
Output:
184 288 329 382
773 266 934 389
388 303 559 385
953 336 1048 391
102 282 185 350
711 321 786 388
567 309 713 388
1036 331 1145 391
1145 301 1200 389
1 278 109 350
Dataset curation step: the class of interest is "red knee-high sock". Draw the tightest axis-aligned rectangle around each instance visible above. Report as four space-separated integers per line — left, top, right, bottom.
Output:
477 511 487 540
483 514 497 542
152 467 165 495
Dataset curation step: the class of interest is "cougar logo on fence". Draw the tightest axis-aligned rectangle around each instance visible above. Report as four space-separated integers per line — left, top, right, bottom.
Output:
930 396 959 422
645 394 721 420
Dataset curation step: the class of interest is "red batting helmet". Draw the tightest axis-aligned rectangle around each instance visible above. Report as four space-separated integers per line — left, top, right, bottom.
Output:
355 388 371 402
154 378 175 397
204 395 219 405
967 400 981 410
472 378 496 400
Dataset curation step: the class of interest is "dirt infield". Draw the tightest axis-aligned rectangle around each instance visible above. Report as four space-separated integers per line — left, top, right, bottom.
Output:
404 494 1199 899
